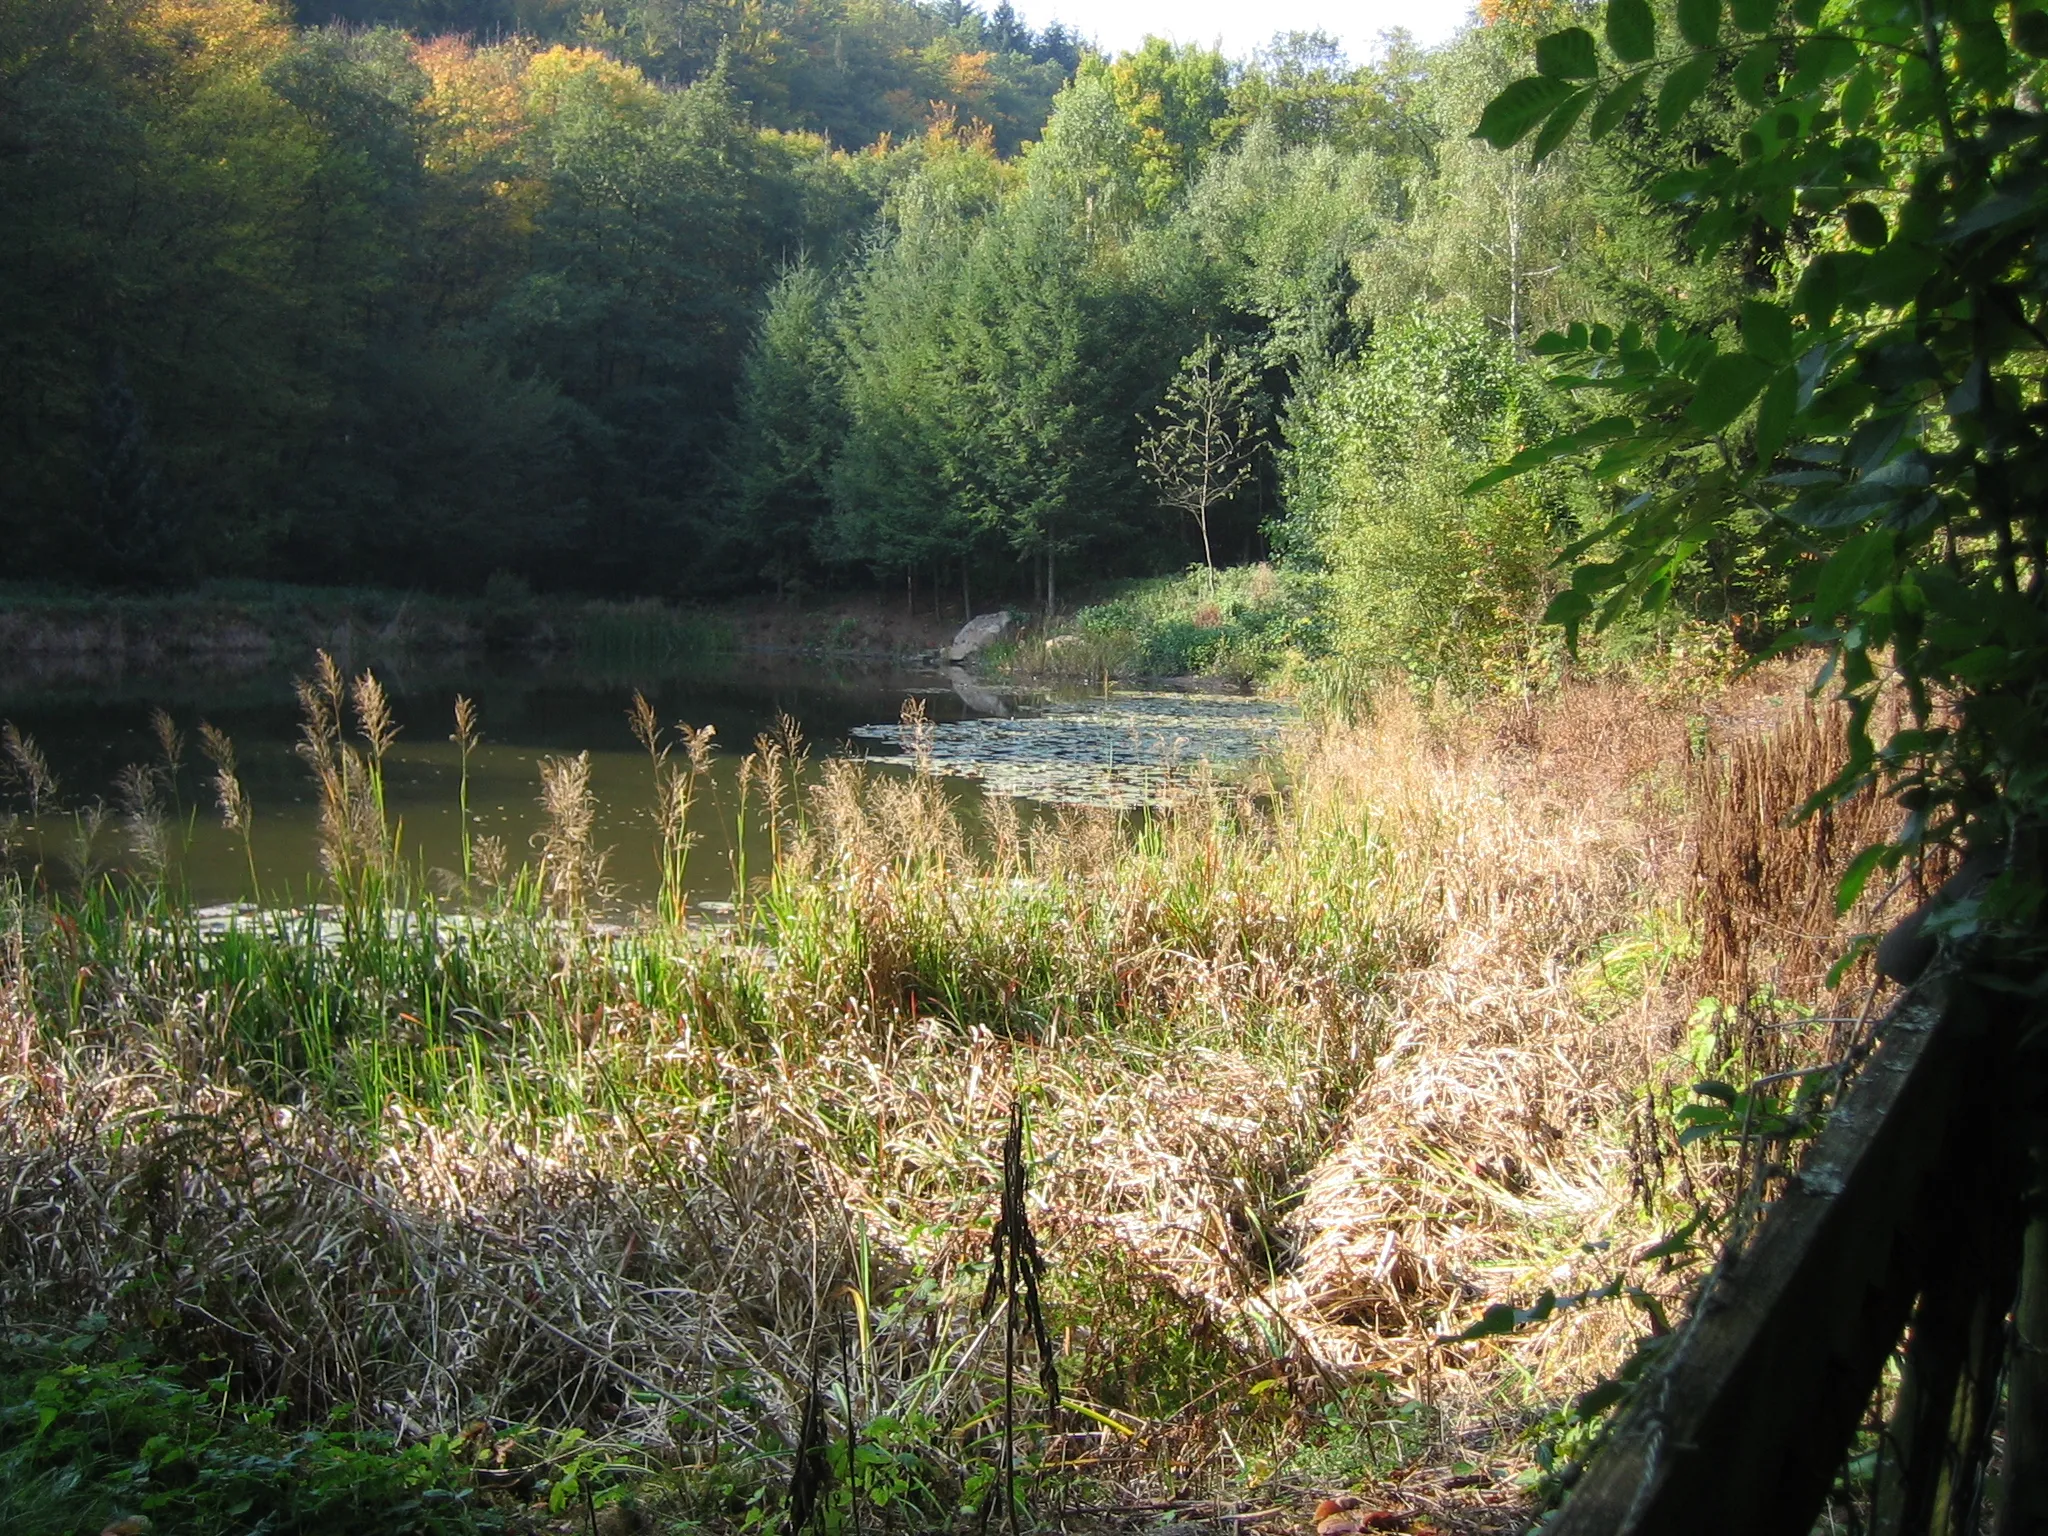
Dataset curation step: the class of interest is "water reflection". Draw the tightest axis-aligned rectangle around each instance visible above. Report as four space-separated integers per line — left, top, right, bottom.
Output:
0 654 962 908
0 651 1287 907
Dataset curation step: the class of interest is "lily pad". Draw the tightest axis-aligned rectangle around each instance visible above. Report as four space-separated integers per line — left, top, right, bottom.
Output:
850 692 1292 808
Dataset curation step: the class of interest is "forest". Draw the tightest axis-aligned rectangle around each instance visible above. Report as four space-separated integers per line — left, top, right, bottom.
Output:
8 0 1741 651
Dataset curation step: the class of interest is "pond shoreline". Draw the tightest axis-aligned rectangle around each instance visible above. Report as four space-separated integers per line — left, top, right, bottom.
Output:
0 584 1264 699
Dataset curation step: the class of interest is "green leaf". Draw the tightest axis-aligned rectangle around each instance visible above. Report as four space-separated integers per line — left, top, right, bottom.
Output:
1956 17 2011 90
1729 0 1777 31
1544 587 1594 624
1789 34 1860 91
1812 528 1896 621
1686 354 1775 432
1537 27 1600 79
1657 55 1715 131
1753 368 1796 468
1835 843 1891 914
1837 68 1876 131
2017 9 2048 58
1607 0 1658 62
1464 415 1638 493
1447 1303 1522 1342
1475 75 1580 149
1734 41 1777 105
1677 0 1721 49
1790 0 1823 20
1529 86 1595 163
1543 588 1593 652
1843 201 1888 248
1640 1214 1706 1261
1740 299 1794 363
1794 251 1854 326
1589 69 1652 137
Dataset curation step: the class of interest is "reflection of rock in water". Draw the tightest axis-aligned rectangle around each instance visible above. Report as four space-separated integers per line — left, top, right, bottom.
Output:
851 692 1289 808
946 666 1009 717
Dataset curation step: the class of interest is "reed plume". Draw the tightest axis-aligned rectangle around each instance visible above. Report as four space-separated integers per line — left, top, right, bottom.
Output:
452 695 480 883
680 721 716 775
354 670 398 760
628 691 662 764
628 692 716 925
351 669 397 856
473 833 508 892
60 800 111 888
150 707 185 812
114 762 169 877
538 751 603 920
1 723 58 819
199 722 259 898
752 728 789 870
294 653 396 900
898 696 934 776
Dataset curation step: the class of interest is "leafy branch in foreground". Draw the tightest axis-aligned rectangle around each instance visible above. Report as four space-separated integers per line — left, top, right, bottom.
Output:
1464 0 2048 1523
1475 0 2047 937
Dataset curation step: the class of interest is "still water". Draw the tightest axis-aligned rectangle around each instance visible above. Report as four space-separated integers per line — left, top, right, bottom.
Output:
0 649 1289 910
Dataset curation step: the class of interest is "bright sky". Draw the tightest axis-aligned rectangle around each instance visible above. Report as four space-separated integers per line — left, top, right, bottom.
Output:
1015 0 1473 64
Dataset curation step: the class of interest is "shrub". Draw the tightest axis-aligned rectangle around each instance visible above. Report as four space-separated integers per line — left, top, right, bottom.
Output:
1279 305 1591 690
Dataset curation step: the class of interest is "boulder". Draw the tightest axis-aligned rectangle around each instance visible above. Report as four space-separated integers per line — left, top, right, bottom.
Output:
948 610 1016 663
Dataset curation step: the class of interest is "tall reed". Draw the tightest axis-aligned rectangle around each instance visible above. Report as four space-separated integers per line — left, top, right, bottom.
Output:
1 723 58 819
628 691 715 926
451 695 479 885
149 706 185 818
198 723 258 899
537 750 602 920
113 763 169 878
295 652 401 926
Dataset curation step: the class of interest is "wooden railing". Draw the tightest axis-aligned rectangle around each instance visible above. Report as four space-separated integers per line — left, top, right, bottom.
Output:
1545 967 2045 1535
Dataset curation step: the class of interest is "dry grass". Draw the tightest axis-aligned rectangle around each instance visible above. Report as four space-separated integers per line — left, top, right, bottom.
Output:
0 665 1902 1527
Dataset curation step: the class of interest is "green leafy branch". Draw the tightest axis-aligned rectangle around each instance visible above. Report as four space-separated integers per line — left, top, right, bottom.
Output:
1471 0 2048 926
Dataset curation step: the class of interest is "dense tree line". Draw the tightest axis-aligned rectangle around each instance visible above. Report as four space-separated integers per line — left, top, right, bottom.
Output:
5 0 1750 620
295 0 1083 151
0 0 1070 590
722 14 1753 640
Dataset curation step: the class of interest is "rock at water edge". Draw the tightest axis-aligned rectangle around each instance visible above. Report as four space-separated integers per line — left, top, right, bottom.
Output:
948 610 1016 664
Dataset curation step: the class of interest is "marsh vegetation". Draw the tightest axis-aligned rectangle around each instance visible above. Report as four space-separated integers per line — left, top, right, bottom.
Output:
0 655 1895 1533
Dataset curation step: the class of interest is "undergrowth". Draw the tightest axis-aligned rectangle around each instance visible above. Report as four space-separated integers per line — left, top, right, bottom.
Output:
0 659 1898 1532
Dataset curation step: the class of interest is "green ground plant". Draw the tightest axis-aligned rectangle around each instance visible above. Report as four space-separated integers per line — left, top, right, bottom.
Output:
1002 564 1326 684
0 1327 515 1536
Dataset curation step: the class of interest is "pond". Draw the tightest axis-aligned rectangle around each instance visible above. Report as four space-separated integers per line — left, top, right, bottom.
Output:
0 648 1291 911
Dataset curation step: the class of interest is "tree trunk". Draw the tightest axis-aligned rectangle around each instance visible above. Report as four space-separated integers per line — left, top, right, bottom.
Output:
961 558 970 623
1045 543 1056 620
